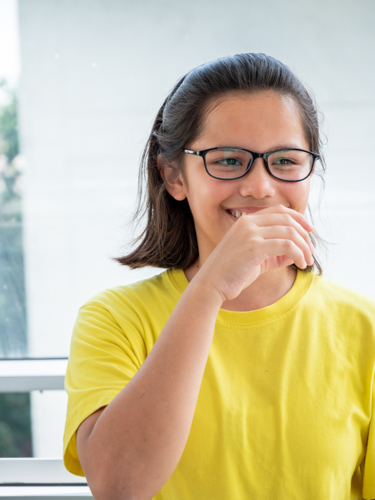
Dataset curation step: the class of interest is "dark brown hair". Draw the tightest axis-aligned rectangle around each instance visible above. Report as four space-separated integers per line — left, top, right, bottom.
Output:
117 53 325 272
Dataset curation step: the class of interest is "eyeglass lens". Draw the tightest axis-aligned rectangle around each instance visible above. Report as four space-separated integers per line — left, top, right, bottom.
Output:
204 148 314 181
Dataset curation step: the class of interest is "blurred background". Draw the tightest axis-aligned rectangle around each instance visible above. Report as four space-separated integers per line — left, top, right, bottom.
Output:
0 0 374 461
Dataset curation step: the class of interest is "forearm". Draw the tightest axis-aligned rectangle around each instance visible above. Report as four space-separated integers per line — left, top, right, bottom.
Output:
77 279 223 500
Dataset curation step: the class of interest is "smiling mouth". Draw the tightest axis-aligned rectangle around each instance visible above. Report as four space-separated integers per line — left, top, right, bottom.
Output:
226 208 265 218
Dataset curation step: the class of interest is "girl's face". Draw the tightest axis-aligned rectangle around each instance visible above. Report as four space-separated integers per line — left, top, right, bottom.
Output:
166 91 313 263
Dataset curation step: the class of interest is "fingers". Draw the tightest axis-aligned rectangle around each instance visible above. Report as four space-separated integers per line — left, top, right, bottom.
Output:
199 204 316 300
252 204 314 233
263 238 310 270
256 226 314 267
240 207 315 255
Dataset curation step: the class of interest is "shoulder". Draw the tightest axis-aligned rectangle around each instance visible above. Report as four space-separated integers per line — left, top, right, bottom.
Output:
69 269 187 361
311 274 375 309
308 273 375 328
83 269 181 304
78 268 186 321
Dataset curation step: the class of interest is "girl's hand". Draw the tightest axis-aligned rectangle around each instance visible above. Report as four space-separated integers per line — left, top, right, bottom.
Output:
195 205 315 302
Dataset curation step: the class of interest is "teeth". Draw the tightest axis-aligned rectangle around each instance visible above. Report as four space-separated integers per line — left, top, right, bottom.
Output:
229 210 242 218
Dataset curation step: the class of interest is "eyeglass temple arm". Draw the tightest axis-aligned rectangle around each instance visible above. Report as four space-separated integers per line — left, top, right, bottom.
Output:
183 149 200 155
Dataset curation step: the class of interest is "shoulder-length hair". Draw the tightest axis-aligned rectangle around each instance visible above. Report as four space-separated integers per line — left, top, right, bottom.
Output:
117 53 325 273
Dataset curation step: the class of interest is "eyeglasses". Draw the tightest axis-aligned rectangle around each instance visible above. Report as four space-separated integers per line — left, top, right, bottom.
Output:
183 147 320 182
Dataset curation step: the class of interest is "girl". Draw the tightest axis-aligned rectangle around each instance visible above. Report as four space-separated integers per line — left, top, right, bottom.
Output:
63 53 375 500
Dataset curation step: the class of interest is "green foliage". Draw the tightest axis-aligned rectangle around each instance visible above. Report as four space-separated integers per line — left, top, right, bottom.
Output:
0 79 19 163
0 80 31 457
0 393 32 457
0 79 27 357
0 79 21 205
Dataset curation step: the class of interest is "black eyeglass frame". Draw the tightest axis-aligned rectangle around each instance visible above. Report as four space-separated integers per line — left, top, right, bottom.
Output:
183 147 320 182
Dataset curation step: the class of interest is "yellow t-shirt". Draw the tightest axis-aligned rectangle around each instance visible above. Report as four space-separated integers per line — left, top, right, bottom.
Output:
63 269 375 500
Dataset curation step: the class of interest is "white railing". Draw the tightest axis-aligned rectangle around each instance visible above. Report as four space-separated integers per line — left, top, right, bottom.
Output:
0 359 93 499
0 458 92 499
0 358 67 392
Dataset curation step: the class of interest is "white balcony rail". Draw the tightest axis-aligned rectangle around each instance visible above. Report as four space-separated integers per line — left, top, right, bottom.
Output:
0 459 92 499
0 358 67 392
0 359 92 498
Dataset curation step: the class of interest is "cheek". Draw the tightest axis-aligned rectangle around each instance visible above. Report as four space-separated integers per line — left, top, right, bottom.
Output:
285 183 311 213
188 178 232 211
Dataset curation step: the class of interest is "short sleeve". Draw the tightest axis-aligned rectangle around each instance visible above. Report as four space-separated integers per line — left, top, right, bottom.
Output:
363 373 375 499
63 294 148 476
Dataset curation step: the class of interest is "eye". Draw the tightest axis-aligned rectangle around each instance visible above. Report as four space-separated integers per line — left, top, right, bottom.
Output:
269 151 303 172
267 149 313 180
271 155 296 169
205 148 250 173
216 157 242 168
272 156 295 167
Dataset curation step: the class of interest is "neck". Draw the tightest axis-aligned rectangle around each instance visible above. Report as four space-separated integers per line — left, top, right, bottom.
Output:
185 263 297 312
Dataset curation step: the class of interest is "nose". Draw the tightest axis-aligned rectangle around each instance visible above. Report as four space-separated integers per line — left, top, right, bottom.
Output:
238 157 276 199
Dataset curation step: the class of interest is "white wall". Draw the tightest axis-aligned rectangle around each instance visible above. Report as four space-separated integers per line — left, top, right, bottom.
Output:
17 0 375 457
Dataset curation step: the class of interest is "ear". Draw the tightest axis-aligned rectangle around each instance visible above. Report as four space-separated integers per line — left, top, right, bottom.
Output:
157 156 187 201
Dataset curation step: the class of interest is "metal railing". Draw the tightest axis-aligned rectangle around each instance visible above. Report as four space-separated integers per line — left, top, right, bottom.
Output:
0 358 93 499
0 358 67 392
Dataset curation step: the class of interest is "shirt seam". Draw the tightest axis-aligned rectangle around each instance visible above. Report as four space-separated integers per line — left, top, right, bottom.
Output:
215 271 317 330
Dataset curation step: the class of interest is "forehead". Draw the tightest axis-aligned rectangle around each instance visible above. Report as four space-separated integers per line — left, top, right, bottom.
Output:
196 91 308 150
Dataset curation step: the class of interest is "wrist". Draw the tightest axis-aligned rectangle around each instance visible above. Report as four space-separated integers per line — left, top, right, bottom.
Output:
187 274 226 309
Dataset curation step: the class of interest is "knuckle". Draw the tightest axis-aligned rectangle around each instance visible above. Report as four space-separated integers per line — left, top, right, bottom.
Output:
251 235 263 245
283 239 294 250
242 219 257 232
282 214 293 225
239 215 250 226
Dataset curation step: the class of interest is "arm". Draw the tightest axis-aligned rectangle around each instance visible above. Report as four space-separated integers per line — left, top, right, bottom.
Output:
77 279 223 500
76 206 314 500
